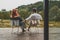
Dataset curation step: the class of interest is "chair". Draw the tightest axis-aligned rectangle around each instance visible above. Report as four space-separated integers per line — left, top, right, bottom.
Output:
11 20 20 33
28 19 40 32
11 20 26 33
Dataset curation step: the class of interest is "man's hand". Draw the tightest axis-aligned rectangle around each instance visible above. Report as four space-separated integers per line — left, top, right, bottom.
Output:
22 20 26 23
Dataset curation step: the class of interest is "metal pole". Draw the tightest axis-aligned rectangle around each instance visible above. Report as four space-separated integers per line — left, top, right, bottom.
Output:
44 0 49 40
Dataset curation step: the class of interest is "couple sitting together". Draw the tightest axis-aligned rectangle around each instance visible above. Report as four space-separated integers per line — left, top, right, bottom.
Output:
10 8 43 33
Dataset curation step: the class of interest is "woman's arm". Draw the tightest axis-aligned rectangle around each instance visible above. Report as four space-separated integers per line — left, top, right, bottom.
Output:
10 11 12 18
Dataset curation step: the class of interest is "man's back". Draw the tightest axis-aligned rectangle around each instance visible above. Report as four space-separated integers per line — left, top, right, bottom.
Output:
26 13 43 20
31 13 42 20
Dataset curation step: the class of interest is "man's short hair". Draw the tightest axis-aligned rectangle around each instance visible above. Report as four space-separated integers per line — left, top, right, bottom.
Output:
32 8 37 12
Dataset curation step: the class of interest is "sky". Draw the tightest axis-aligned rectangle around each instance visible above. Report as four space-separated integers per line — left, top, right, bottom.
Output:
0 0 43 11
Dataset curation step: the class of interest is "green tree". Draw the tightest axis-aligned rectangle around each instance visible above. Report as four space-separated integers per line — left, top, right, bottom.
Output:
49 6 59 21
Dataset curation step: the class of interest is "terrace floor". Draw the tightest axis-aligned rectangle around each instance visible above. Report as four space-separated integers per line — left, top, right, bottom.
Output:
0 28 60 40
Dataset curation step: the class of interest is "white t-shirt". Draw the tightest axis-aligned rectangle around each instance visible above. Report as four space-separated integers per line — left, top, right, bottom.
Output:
25 13 43 20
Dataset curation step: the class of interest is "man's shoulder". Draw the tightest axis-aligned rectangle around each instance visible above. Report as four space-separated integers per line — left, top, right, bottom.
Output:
33 13 41 15
31 13 41 16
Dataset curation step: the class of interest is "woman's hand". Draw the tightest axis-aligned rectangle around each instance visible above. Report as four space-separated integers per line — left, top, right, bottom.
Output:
14 15 20 18
10 15 12 18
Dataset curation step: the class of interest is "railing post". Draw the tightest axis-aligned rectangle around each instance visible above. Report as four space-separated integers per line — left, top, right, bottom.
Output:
44 0 49 40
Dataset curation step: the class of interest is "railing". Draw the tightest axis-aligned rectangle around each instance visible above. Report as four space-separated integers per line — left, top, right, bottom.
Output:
0 19 59 28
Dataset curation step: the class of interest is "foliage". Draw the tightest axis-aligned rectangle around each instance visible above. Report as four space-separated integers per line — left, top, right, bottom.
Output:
0 1 60 21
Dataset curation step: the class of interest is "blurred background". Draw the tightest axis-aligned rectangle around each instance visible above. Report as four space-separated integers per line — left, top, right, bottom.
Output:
0 0 60 28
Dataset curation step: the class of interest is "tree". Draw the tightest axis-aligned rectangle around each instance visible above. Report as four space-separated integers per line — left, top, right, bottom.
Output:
49 6 59 21
55 9 60 21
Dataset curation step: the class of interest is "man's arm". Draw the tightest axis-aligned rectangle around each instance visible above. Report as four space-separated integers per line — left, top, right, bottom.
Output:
40 15 43 20
25 14 33 20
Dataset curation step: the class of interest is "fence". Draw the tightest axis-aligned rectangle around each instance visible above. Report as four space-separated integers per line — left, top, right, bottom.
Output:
1 19 58 28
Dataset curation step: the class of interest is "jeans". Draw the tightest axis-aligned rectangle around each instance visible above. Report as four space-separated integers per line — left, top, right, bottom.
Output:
10 20 19 26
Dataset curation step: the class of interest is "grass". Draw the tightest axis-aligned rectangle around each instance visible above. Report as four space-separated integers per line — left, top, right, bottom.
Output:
0 20 60 28
49 21 60 27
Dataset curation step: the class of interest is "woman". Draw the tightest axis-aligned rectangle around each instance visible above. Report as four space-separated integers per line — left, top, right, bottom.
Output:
10 9 25 33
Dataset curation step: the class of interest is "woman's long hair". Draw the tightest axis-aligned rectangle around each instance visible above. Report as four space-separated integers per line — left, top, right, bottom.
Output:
12 9 17 18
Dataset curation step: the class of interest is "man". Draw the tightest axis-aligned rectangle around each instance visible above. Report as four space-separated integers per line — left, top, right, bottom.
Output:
25 8 43 31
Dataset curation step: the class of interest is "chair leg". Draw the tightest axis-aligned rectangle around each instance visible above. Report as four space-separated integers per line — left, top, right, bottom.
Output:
28 25 31 31
17 26 19 33
11 26 14 33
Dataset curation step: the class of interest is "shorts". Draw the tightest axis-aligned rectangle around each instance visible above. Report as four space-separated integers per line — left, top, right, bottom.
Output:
10 19 19 26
